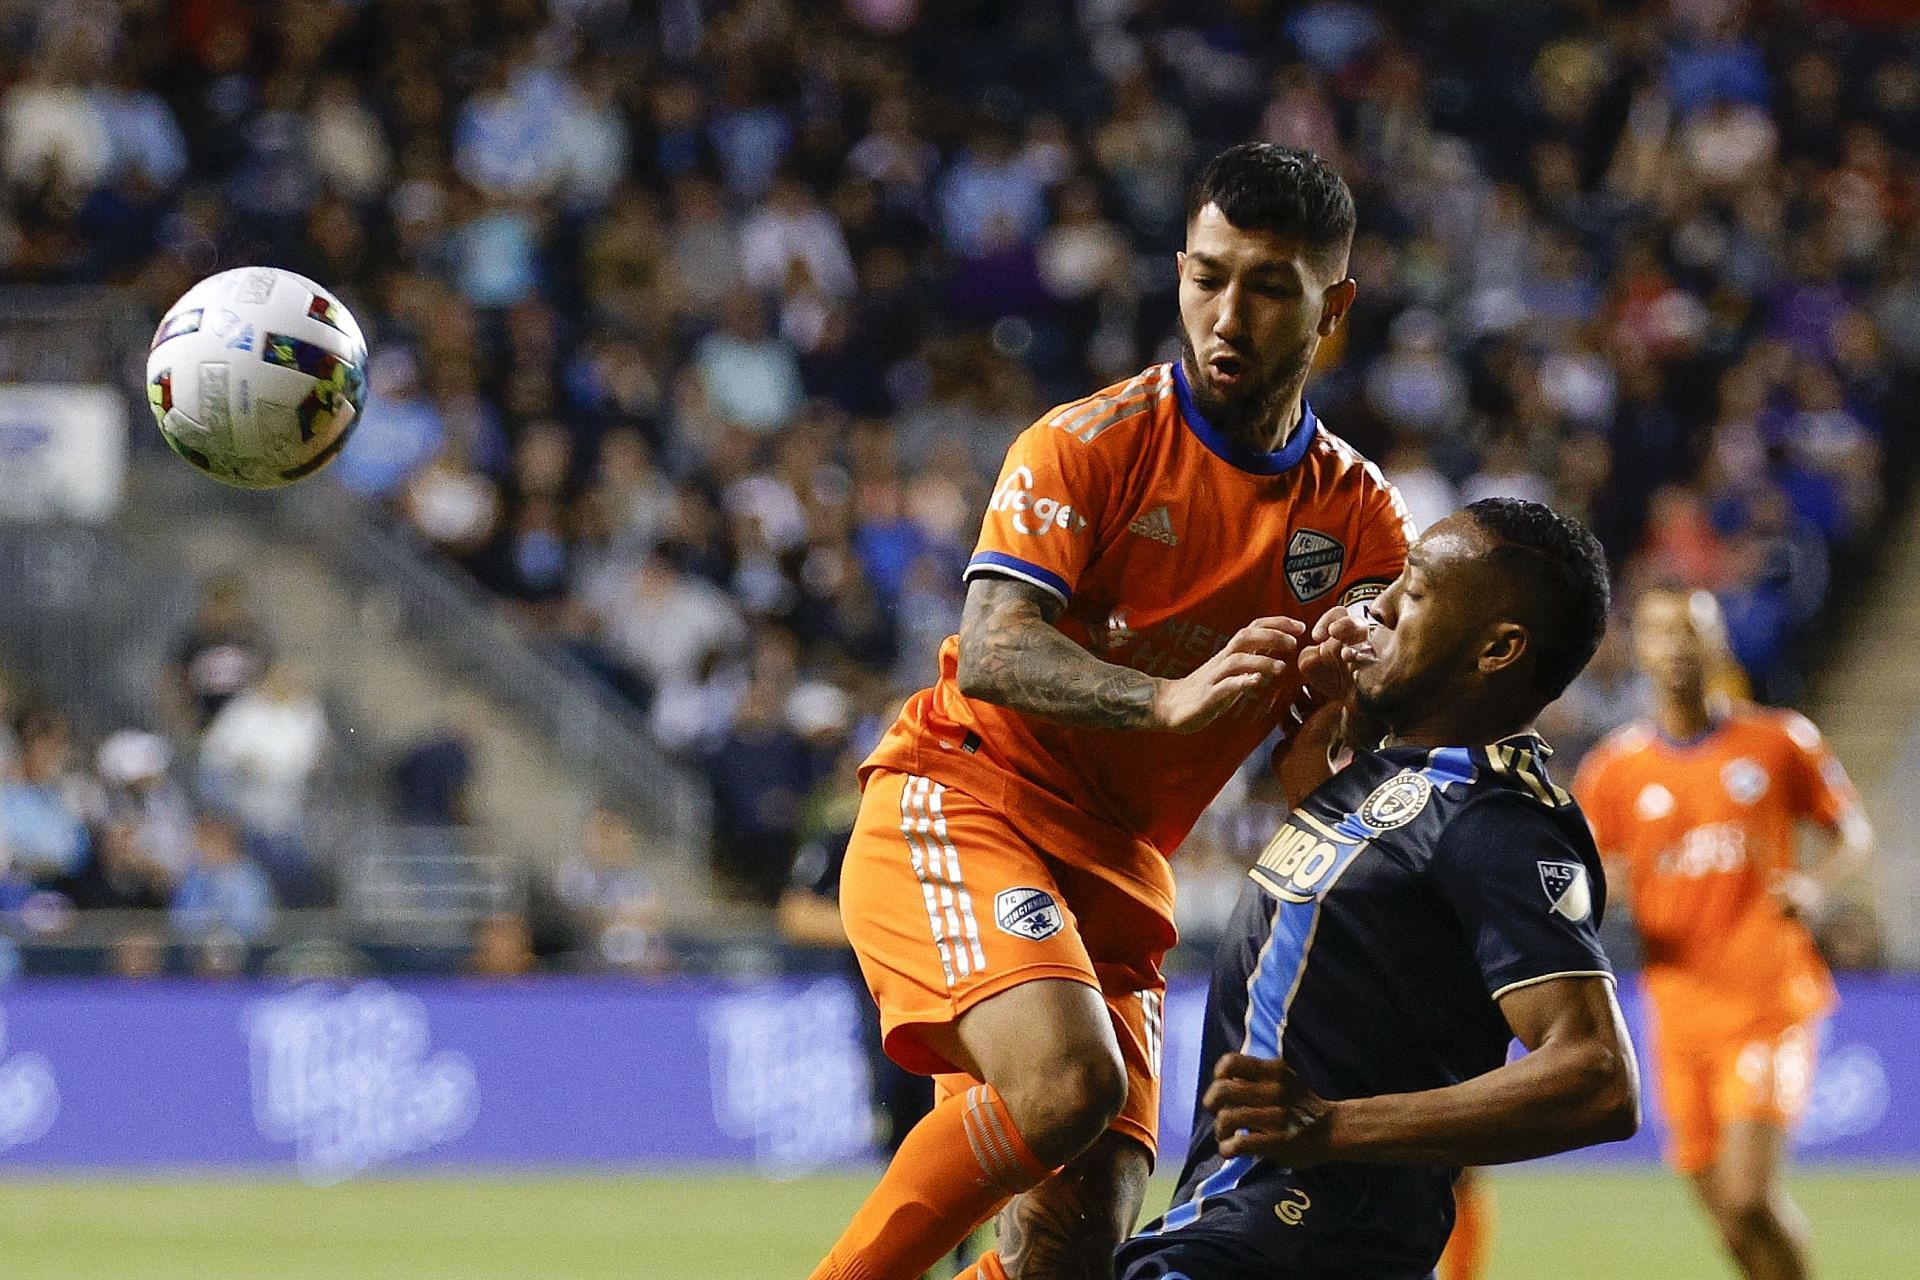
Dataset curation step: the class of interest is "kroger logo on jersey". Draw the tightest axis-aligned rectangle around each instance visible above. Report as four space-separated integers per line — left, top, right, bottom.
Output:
1655 821 1748 877
989 466 1088 536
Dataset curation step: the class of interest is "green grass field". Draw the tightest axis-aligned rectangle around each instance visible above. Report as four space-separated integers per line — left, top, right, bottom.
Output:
0 1169 1910 1278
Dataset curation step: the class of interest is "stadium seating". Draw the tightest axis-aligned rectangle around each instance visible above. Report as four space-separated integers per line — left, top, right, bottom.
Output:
1 0 1916 973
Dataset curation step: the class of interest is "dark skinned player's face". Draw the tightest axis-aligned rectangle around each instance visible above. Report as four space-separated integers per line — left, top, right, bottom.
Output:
1175 204 1355 436
1351 515 1515 728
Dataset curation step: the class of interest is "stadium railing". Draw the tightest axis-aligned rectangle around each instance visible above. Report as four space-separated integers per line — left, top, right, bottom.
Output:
266 471 711 857
0 284 710 865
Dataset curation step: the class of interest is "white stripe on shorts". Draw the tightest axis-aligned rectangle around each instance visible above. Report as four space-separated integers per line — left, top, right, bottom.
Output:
900 775 956 987
912 778 971 980
1143 989 1165 1079
927 782 987 973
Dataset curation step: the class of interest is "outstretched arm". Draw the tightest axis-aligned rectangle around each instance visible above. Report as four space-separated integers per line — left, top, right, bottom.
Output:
955 575 1303 734
1206 974 1638 1167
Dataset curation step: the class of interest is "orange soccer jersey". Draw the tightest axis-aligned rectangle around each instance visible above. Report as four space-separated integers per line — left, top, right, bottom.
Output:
864 360 1414 921
1573 705 1860 1046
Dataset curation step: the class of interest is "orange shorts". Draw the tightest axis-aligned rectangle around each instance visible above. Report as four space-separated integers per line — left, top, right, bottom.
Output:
1653 1019 1820 1175
840 768 1172 1157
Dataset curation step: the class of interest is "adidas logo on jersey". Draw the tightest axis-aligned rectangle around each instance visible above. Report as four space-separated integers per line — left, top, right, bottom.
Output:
1127 505 1179 545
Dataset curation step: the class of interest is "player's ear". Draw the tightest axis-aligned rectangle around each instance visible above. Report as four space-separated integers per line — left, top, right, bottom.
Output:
1175 250 1188 278
1479 621 1529 678
1318 277 1357 335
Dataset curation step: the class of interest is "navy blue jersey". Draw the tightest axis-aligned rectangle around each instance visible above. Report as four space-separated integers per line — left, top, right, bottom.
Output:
1119 734 1611 1280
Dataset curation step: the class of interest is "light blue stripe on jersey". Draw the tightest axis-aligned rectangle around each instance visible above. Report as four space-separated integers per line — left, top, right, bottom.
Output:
1147 886 1322 1236
1144 748 1479 1239
1150 1154 1256 1236
1426 747 1477 788
1245 896 1319 1058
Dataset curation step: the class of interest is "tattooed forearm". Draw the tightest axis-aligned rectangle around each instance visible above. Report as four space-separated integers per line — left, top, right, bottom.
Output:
957 576 1161 730
996 1132 1150 1279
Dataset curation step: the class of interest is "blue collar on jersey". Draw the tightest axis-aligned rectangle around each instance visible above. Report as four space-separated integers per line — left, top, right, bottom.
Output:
1171 358 1319 475
1655 714 1727 750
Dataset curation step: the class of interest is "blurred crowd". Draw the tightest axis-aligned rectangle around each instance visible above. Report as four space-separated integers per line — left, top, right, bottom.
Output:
0 575 322 975
0 572 666 978
4 0 1919 950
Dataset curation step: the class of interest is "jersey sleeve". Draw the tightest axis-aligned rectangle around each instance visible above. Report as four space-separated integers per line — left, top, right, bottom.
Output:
1777 712 1861 832
964 421 1110 606
1334 475 1415 609
1431 793 1613 1001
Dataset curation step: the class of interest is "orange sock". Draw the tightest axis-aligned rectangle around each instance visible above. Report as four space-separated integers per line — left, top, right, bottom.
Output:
952 1253 1010 1280
811 1084 1049 1280
1439 1172 1495 1280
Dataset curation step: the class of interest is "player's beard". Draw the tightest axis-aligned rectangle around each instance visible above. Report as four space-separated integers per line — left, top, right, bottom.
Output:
1354 641 1472 736
1178 330 1314 450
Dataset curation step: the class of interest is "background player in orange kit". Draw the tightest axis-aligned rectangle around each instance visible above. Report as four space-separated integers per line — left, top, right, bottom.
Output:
809 143 1415 1280
1436 1167 1494 1280
1575 589 1874 1280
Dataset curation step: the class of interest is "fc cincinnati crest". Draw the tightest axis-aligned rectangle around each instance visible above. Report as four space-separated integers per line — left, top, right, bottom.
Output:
1286 529 1346 602
1538 861 1593 922
994 887 1064 940
1721 758 1770 806
1358 772 1432 830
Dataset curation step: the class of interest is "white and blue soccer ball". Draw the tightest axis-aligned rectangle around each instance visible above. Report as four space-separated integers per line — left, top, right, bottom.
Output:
145 266 369 489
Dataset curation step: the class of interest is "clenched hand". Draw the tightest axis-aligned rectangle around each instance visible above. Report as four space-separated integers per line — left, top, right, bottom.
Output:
1204 1052 1338 1166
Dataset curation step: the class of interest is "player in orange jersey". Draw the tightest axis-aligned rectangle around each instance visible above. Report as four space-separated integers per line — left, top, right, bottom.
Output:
809 144 1415 1280
1574 588 1873 1280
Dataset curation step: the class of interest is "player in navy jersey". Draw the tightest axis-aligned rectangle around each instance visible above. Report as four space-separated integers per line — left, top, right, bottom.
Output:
1117 498 1640 1280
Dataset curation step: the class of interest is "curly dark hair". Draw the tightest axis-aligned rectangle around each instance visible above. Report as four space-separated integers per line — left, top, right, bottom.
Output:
1187 142 1356 268
1465 497 1612 702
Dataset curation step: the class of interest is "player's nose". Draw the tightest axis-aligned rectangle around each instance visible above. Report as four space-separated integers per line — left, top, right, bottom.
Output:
1211 287 1247 340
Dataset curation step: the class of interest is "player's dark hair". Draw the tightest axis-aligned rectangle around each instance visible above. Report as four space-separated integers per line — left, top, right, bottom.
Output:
1465 498 1612 703
1187 143 1355 267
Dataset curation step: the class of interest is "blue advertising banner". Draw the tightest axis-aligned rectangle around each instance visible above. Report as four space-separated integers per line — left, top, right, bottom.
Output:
0 974 1910 1179
1153 974 1919 1169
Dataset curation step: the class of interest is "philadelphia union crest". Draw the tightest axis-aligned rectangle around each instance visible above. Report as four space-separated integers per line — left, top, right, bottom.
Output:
1358 772 1433 831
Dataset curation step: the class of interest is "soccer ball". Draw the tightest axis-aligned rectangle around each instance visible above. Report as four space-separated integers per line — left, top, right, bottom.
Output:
145 267 369 489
